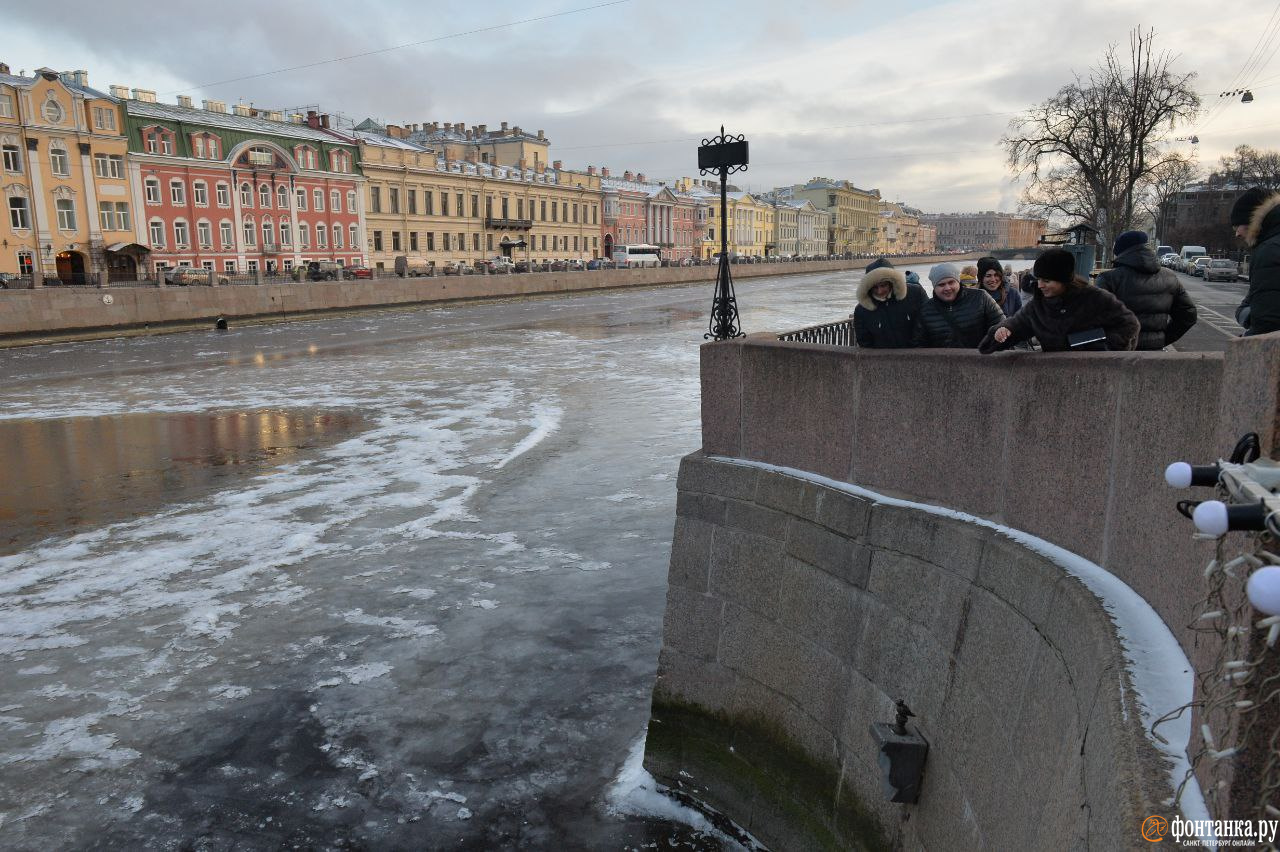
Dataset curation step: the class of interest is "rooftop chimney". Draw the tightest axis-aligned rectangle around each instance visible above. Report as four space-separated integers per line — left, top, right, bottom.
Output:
233 104 251 116
386 124 404 139
132 88 157 102
176 95 192 108
477 124 487 135
500 121 509 131
72 69 87 87
537 130 545 140
290 113 303 123
204 99 227 113
110 84 129 99
320 114 329 129
306 110 320 129
587 166 596 175
0 63 8 75
553 160 562 171
601 167 610 178
623 170 633 181
637 173 646 183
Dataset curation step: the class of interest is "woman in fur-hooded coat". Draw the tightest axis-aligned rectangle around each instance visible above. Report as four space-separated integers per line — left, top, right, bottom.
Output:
1233 188 1280 336
853 258 926 348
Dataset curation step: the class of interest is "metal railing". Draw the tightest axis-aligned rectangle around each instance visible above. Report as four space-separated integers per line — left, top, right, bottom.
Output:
777 318 855 347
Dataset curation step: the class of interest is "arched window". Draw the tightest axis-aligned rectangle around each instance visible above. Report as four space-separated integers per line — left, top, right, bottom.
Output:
298 220 310 248
330 190 340 212
313 189 324 211
259 184 271 208
332 224 342 248
49 142 70 177
192 181 208 206
349 224 358 250
316 223 327 247
295 188 307 210
215 182 230 207
330 150 350 173
277 185 288 209
240 183 253 207
173 219 190 247
262 218 273 247
242 216 256 246
280 218 292 246
148 217 165 247
169 179 185 205
219 219 233 247
346 190 356 213
197 219 212 247
144 177 161 204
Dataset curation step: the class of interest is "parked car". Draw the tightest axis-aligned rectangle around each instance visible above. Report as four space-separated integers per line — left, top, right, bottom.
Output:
490 256 515 273
307 260 344 281
1190 256 1213 277
169 266 229 286
0 271 17 288
394 256 432 277
344 265 373 280
1203 259 1239 282
1159 253 1180 267
441 261 464 276
586 258 604 270
514 260 532 273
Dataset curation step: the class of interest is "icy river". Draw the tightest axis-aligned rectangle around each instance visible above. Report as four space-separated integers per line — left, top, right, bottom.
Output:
0 268 880 849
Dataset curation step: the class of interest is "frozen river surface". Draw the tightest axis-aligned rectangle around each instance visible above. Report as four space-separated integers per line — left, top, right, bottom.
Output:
0 270 866 850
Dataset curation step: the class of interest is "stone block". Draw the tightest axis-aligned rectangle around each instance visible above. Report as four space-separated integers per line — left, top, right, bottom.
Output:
815 488 872 540
896 747 986 852
776 558 870 662
667 516 714 593
676 453 758 500
974 534 1061 627
951 587 1037 712
865 549 971 648
724 498 789 541
1033 574 1120 713
660 588 724 661
718 602 786 684
652 648 737 716
865 503 939 564
853 598 950 717
708 528 784 618
754 471 820 518
785 517 868 587
700 341 743 457
675 490 725 526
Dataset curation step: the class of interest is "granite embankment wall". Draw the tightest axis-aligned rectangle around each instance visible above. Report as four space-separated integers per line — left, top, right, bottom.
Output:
0 255 975 343
647 333 1280 850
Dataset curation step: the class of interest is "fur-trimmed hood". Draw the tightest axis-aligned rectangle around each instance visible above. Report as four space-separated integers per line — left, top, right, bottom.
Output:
1246 190 1280 248
856 267 907 310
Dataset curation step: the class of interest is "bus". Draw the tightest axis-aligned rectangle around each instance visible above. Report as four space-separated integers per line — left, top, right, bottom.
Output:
612 244 662 268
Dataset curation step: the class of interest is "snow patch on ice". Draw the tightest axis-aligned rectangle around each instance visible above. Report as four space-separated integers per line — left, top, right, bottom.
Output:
492 402 561 470
604 491 641 503
469 599 498 610
3 713 141 767
18 664 58 675
208 684 252 700
340 609 438 639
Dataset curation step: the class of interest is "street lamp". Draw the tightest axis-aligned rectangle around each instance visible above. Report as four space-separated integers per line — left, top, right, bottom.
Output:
697 126 749 341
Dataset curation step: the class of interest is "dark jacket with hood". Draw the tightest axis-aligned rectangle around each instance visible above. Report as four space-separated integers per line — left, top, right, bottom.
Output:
1094 245 1197 350
985 281 1023 318
979 282 1140 353
1238 191 1280 336
853 269 926 348
914 286 1005 348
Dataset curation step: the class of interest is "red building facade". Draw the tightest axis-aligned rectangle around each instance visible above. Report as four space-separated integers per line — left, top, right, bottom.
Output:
598 168 703 262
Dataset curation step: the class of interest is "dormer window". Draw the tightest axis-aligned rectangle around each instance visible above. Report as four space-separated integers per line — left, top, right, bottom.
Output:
294 146 317 170
330 150 350 173
143 126 175 155
190 133 221 160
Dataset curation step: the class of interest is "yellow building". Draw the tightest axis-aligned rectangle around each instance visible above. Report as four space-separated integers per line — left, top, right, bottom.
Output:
784 178 882 255
875 201 927 255
355 120 602 270
0 66 136 282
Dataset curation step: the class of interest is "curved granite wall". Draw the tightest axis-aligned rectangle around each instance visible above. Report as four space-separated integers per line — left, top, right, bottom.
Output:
647 454 1180 851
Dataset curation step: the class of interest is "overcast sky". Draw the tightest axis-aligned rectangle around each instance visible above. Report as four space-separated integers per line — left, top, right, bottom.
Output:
5 0 1278 213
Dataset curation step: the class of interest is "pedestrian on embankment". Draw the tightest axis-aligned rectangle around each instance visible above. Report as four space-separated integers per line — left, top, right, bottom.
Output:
1231 187 1280 337
853 257 926 348
977 256 1023 318
1093 230 1197 351
959 265 979 287
914 263 1005 348
979 248 1140 353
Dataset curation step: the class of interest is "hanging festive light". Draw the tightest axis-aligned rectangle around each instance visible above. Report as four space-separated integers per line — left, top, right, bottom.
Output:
1247 566 1280 616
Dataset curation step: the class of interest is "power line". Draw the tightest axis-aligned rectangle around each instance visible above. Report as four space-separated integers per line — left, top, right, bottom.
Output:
163 0 630 95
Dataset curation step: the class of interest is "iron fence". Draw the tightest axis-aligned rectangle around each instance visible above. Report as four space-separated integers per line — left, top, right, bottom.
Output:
777 318 856 347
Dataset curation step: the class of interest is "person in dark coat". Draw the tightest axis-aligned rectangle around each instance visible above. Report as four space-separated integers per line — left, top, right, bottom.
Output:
1094 230 1197 350
853 258 926 348
1231 187 1280 336
979 248 1140 353
977 256 1024 318
914 262 1005 348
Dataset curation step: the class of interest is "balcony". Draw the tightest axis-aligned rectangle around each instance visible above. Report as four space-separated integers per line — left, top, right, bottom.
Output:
485 217 533 231
260 242 279 254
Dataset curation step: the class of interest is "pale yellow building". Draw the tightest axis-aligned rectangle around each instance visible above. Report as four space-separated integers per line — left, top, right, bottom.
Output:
1 66 137 282
781 178 882 255
355 120 602 270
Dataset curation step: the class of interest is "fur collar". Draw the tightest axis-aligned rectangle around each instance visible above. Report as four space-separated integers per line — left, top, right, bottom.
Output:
1246 191 1280 247
856 268 907 310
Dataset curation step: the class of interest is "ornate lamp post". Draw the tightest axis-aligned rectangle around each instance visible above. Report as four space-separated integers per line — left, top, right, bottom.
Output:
698 127 749 340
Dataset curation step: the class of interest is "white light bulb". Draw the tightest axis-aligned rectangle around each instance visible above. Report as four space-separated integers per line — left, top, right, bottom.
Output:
1165 462 1192 488
1193 501 1229 537
1247 566 1280 617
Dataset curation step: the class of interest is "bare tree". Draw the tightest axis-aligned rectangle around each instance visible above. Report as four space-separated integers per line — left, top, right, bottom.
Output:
1210 145 1280 189
1003 29 1200 260
1142 154 1200 237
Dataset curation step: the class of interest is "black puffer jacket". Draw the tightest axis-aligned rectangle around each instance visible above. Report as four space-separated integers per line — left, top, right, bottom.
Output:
1239 192 1280 336
1094 246 1197 349
854 279 927 348
913 286 1005 348
979 283 1140 353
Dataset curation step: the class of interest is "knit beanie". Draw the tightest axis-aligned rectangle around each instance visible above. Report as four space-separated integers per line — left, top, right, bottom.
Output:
1033 248 1076 284
865 257 894 273
1112 230 1148 256
929 262 960 284
1231 187 1271 226
976 257 1002 281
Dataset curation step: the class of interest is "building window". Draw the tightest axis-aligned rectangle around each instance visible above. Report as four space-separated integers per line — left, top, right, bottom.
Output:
220 221 233 246
501 197 509 219
349 224 358 249
426 231 435 251
407 189 417 215
389 187 399 214
242 218 256 246
197 220 212 246
50 145 70 177
391 231 401 252
262 221 272 247
372 230 383 252
296 188 307 210
471 195 479 217
247 260 258 273
424 191 434 215
331 190 340 212
259 184 271 208
93 153 124 179
277 185 288 209
317 224 327 248
224 260 236 273
0 95 13 118
98 201 130 231
314 189 324 212
347 190 356 214
2 143 21 173
170 180 186 205
456 194 463 218
472 233 479 251
240 183 253 207
486 233 493 251
149 218 165 246
190 181 207 206
173 220 189 247
17 250 33 274
8 196 30 229
540 200 547 220
333 224 343 248
55 198 77 231
280 221 292 246
409 231 418 252
216 183 230 207
298 221 310 248
440 192 448 216
370 186 381 214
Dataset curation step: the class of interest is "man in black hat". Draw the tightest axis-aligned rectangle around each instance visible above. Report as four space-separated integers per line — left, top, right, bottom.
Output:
1232 186 1280 336
1095 230 1197 350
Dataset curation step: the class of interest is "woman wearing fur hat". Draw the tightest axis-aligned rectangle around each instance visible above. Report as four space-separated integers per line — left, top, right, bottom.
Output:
853 258 926 348
979 248 1140 353
1231 187 1280 336
914 263 1005 348
977 256 1024 318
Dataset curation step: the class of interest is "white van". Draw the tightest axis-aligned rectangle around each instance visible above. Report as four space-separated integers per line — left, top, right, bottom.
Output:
1178 245 1208 272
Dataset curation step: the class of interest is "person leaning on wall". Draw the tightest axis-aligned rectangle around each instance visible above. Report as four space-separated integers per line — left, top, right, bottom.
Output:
913 263 1005 348
852 257 926 348
977 256 1024 318
1094 230 1196 351
1231 186 1280 337
979 248 1140 353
